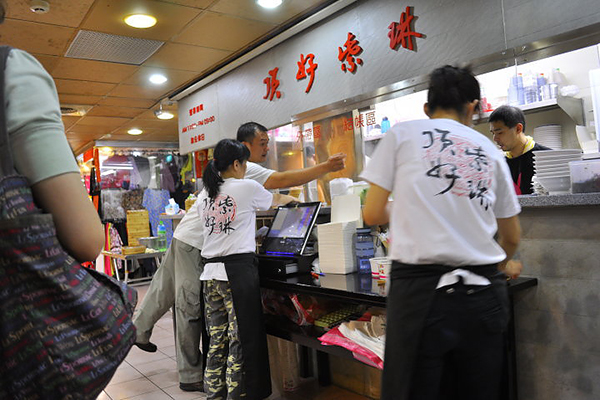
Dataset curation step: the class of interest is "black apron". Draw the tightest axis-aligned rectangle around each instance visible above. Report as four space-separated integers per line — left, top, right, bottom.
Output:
203 253 271 400
381 262 509 400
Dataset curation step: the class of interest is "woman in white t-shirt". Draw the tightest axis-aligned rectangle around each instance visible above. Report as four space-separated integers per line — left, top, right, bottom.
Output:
361 66 523 400
199 139 274 400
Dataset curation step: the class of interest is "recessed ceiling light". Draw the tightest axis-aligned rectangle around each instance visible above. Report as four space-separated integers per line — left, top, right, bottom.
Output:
155 110 174 120
124 14 157 29
149 74 167 84
128 128 143 135
257 0 283 9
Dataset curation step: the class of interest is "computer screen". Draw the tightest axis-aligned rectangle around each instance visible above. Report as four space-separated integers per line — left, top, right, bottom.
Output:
267 204 319 239
261 202 321 256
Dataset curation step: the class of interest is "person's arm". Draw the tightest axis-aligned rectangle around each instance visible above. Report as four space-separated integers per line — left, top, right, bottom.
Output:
32 173 105 262
362 183 391 226
496 215 522 278
263 153 346 189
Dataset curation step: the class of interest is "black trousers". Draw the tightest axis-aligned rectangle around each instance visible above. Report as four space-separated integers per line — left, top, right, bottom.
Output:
409 281 507 400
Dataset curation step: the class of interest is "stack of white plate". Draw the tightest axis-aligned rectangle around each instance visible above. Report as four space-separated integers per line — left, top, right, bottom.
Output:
533 149 582 195
533 125 562 149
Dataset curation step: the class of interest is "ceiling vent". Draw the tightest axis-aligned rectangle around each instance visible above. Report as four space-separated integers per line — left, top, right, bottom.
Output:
60 105 92 117
65 30 164 65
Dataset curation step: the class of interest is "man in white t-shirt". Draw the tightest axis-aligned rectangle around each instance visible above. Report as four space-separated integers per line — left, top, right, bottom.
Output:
361 65 522 400
237 121 346 189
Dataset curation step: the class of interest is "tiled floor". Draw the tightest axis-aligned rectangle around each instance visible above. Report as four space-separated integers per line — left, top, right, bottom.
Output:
98 283 369 400
98 284 205 400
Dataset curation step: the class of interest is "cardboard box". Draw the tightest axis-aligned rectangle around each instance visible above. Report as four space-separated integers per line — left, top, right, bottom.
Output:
127 210 149 246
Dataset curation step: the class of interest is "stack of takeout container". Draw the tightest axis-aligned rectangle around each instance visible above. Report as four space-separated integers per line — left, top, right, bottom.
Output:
533 149 583 195
533 124 562 149
317 220 357 274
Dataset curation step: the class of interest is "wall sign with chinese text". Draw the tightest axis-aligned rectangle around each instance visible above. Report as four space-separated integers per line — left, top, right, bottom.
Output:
263 67 282 101
178 84 222 154
296 53 318 93
388 6 424 51
338 32 363 73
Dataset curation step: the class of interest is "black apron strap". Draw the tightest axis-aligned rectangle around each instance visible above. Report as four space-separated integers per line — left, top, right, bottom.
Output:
0 46 14 178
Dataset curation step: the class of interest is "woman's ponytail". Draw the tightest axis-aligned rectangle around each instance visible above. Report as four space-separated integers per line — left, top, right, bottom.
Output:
201 139 251 200
202 159 224 200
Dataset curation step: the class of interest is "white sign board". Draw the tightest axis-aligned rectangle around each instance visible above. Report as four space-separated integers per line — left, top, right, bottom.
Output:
178 84 221 154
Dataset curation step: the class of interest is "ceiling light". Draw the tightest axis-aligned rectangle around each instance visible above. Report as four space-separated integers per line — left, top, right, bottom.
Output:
124 14 157 29
256 0 283 9
128 128 143 135
149 74 167 84
155 110 174 120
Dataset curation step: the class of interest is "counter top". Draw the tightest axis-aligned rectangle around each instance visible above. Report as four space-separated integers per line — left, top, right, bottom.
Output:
518 192 600 208
257 193 600 217
261 272 537 306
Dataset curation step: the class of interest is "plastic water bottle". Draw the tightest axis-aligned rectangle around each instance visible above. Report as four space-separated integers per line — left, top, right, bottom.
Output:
523 71 538 104
157 221 167 251
354 228 374 274
508 75 519 106
537 73 547 101
515 74 525 105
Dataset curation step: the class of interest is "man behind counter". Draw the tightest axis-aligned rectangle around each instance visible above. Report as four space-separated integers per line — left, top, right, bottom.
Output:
489 105 551 195
237 121 346 189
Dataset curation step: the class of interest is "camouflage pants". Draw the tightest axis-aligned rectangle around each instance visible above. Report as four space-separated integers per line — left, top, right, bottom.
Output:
203 280 246 400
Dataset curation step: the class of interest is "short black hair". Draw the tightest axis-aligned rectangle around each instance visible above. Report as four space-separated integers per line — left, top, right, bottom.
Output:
237 122 268 143
488 105 526 131
427 65 480 115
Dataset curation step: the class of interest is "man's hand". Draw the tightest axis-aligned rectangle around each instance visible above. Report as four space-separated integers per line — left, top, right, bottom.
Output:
271 193 298 207
499 259 523 279
325 153 346 172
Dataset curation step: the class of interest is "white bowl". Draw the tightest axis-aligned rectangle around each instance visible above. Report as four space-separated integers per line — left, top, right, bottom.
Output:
536 175 571 192
535 164 570 171
535 171 571 178
533 149 582 157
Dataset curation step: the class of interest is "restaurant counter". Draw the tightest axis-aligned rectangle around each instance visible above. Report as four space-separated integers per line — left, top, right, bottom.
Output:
260 271 538 398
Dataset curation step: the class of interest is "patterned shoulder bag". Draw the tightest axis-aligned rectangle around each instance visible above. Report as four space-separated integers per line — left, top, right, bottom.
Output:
0 46 137 400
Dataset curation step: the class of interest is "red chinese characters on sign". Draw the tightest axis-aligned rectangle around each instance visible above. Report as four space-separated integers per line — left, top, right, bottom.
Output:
355 114 365 128
296 53 318 93
263 67 282 101
314 125 321 140
388 6 423 51
182 115 215 133
343 118 354 131
338 32 363 73
190 134 205 145
366 112 377 126
189 104 204 116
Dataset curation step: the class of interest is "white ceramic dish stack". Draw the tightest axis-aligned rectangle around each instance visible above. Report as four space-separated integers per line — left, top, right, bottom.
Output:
533 124 563 149
533 149 582 195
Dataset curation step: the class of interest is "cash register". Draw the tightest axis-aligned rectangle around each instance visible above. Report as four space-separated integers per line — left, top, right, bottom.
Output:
257 202 321 277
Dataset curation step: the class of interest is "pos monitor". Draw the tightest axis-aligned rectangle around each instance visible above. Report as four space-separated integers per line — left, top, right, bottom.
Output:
260 202 321 256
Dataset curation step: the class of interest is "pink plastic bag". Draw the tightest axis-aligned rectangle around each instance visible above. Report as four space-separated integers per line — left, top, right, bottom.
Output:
318 326 383 369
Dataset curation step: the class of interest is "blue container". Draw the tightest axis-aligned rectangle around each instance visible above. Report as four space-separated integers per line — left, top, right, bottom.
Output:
354 228 374 274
